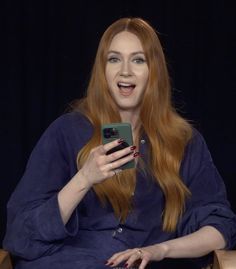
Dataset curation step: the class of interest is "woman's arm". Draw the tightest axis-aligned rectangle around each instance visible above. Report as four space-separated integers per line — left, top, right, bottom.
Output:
3 114 138 260
58 139 137 224
106 226 225 269
57 170 91 225
161 226 225 258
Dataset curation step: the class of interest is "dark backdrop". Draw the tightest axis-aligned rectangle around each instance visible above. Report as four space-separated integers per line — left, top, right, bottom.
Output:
1 1 236 245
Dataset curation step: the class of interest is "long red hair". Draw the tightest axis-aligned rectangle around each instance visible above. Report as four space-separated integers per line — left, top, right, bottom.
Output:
74 18 192 232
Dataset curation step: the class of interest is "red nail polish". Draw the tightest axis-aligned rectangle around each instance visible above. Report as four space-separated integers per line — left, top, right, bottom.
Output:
130 146 136 151
118 138 124 143
124 263 128 268
133 152 140 157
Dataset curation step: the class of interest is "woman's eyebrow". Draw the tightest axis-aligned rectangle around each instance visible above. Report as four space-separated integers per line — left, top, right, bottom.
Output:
107 50 145 56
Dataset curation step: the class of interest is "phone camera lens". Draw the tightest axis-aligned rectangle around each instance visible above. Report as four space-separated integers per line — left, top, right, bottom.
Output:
103 128 111 138
103 128 119 138
111 128 118 136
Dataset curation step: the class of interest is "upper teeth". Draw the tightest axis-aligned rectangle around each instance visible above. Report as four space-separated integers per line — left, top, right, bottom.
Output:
118 82 132 87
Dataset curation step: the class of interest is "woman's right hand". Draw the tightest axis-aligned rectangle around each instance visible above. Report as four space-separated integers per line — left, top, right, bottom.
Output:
58 139 138 225
79 139 138 188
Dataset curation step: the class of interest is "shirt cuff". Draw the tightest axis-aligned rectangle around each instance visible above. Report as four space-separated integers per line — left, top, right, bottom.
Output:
27 194 78 242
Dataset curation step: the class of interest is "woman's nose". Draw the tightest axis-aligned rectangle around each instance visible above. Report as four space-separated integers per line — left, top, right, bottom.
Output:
120 61 132 77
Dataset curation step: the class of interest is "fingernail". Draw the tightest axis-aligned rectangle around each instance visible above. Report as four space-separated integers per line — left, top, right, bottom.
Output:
130 145 136 151
124 263 128 268
118 138 124 143
133 152 140 157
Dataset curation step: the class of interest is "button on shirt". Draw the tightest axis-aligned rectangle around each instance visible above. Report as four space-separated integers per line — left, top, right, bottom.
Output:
3 112 236 269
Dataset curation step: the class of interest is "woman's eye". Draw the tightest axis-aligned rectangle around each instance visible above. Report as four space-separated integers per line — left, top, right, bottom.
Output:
133 58 146 64
107 57 120 63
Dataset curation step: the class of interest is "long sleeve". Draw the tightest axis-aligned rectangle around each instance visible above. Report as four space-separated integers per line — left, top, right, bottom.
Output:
177 130 236 249
3 115 81 260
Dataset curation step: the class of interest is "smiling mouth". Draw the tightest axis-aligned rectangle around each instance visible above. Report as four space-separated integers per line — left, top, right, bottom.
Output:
117 82 136 96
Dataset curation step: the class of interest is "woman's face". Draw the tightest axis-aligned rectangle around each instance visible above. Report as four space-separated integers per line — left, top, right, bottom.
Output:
105 31 149 113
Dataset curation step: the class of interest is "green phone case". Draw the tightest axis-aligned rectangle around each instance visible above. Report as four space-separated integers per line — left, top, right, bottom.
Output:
101 123 135 170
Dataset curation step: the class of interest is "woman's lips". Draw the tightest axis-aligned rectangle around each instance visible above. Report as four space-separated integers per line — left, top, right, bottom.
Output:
117 82 135 96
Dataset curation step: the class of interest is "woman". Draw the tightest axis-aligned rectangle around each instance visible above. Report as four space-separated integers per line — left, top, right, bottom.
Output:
3 17 236 269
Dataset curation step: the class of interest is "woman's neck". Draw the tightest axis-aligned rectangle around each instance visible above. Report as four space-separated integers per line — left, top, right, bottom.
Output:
119 110 140 140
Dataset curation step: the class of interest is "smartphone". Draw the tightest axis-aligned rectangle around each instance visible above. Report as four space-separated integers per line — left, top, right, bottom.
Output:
101 123 135 170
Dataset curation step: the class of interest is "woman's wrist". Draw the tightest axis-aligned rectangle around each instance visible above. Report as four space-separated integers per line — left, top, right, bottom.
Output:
157 243 170 259
73 169 93 192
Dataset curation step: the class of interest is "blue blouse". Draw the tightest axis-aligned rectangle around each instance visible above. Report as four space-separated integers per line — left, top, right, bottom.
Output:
3 112 236 269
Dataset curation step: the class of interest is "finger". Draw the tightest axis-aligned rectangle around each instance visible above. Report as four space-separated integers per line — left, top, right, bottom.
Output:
138 257 149 269
124 250 143 268
102 138 131 154
106 151 139 171
112 169 122 177
100 167 122 179
103 162 121 172
107 249 132 266
106 145 136 163
108 249 141 268
92 140 123 155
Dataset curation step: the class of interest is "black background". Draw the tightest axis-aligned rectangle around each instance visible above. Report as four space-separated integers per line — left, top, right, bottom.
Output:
1 0 236 245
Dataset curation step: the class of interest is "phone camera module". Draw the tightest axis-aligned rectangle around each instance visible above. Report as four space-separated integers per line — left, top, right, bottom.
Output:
103 128 119 138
